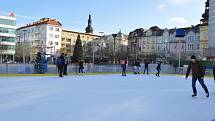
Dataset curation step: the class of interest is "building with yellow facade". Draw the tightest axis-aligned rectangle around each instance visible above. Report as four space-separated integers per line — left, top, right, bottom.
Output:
61 30 101 56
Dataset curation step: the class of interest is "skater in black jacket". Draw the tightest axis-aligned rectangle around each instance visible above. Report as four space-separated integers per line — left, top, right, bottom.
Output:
213 65 215 81
186 55 209 98
156 62 161 77
58 53 65 77
143 60 150 74
79 60 84 73
63 54 69 75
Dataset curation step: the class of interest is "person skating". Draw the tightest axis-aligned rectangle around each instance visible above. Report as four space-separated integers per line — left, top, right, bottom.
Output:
143 59 150 74
185 55 209 98
79 60 84 73
156 62 161 77
136 60 141 74
134 60 140 74
56 56 60 74
213 65 215 83
63 54 69 75
121 58 128 76
58 53 65 77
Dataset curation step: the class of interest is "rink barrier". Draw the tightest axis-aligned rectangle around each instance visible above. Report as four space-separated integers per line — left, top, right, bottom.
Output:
0 64 214 77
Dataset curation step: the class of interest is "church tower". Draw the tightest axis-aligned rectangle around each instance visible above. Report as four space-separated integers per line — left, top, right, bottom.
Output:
201 0 209 25
85 14 93 33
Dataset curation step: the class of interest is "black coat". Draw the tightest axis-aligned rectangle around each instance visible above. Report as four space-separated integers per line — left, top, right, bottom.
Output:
144 61 150 68
157 64 161 71
79 62 84 69
186 61 205 78
213 66 215 80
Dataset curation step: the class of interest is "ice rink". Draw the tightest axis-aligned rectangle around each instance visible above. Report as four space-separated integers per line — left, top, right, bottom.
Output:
0 74 215 121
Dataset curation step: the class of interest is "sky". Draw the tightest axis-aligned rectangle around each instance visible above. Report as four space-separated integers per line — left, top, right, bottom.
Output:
0 0 206 34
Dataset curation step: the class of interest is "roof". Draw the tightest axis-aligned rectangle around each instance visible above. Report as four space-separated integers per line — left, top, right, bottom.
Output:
9 12 15 17
128 28 145 38
175 29 186 37
62 29 101 37
149 26 164 36
17 18 62 30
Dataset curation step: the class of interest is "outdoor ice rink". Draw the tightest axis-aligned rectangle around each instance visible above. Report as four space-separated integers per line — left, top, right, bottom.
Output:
0 74 215 121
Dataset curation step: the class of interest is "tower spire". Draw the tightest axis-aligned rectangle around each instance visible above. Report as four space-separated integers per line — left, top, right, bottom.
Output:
201 0 209 25
85 14 94 33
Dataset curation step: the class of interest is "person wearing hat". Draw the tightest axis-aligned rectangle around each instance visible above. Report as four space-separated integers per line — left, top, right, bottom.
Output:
185 55 209 98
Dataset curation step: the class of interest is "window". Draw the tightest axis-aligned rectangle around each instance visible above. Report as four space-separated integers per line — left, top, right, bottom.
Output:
0 18 16 26
49 27 53 31
66 39 71 42
0 36 15 42
1 45 15 51
0 27 15 34
35 33 40 38
49 41 53 45
197 44 200 50
49 34 53 38
55 42 59 45
55 28 60 32
55 35 59 38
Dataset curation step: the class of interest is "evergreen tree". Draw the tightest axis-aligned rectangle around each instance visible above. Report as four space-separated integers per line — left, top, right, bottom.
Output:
73 34 83 62
34 52 47 74
35 52 42 63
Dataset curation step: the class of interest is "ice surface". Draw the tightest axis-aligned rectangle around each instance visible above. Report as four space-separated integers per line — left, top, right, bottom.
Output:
0 74 214 121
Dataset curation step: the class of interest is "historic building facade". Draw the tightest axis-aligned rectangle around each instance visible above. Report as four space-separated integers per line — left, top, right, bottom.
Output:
61 30 101 56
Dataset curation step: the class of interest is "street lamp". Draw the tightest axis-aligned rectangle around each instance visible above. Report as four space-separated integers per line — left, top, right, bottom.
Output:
0 37 2 63
92 43 99 64
112 34 117 64
16 35 21 63
22 30 27 64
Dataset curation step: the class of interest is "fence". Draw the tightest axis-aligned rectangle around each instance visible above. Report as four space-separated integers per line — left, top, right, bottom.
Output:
0 64 214 76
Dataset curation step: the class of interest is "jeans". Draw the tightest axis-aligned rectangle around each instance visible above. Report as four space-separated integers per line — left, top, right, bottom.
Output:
122 65 126 76
63 64 68 75
58 65 64 77
144 67 149 74
192 77 209 95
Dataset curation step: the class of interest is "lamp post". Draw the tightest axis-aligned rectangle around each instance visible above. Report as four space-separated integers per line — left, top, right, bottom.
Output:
22 30 27 64
92 43 99 64
16 35 21 63
112 34 117 64
0 37 2 63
